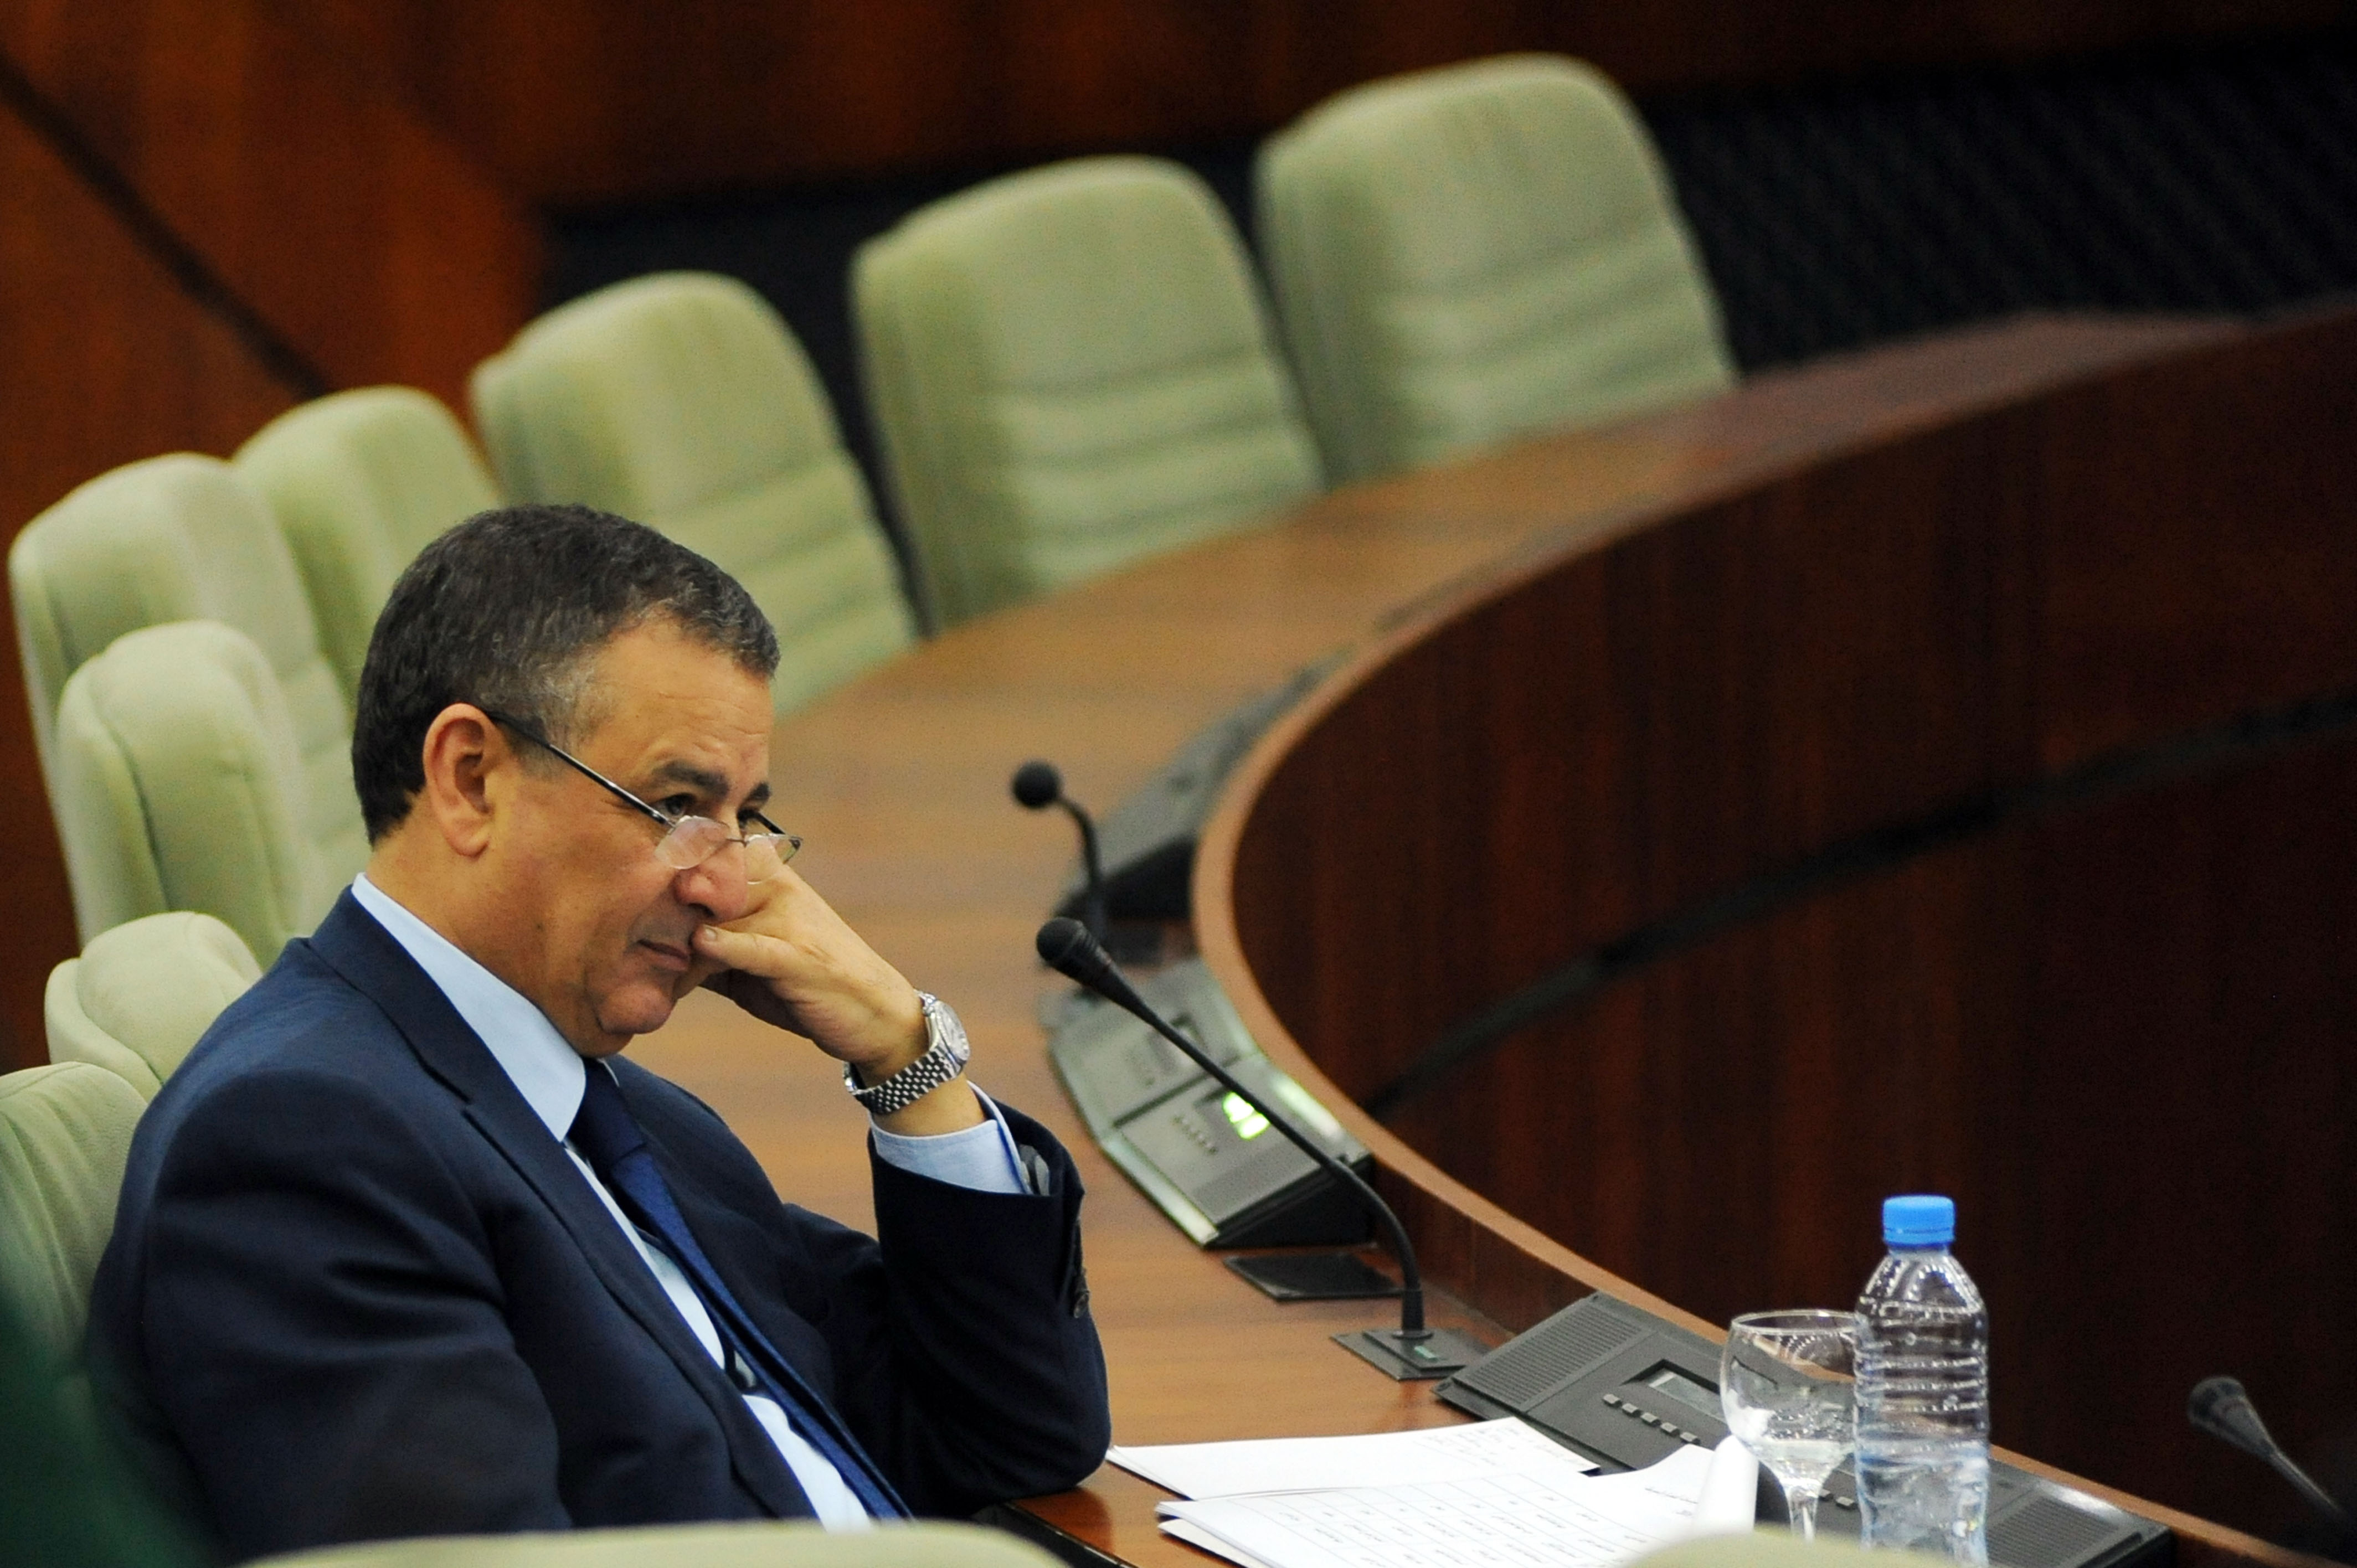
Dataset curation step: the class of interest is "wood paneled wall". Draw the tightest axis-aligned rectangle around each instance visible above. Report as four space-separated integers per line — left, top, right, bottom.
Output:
0 1 546 1065
0 94 300 1067
0 0 541 409
295 0 2348 208
1223 308 2357 1542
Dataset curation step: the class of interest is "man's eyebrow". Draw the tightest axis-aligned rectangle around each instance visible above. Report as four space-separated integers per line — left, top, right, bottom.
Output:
646 760 771 811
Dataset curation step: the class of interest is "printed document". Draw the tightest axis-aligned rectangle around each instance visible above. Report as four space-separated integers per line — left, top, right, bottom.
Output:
1109 1417 1596 1498
1156 1442 1721 1568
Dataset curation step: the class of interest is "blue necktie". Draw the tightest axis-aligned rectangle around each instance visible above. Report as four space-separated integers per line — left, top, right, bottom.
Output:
568 1064 909 1519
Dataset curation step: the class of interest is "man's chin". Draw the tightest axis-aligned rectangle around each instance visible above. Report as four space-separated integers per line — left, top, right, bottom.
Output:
596 980 685 1043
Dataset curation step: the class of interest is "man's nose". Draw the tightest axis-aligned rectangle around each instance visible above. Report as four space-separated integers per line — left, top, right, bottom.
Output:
676 848 754 923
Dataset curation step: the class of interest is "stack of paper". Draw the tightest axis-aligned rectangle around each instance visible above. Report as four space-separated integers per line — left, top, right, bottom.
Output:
1109 1419 1600 1498
1108 1421 1756 1568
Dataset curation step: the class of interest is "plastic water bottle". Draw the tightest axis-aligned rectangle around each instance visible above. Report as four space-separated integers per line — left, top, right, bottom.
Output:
1854 1194 1990 1562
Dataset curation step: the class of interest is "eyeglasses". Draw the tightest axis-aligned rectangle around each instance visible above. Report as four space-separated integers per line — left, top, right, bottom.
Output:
480 709 800 882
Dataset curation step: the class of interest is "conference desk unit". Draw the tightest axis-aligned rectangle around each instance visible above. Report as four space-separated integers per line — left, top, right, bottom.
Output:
627 308 2351 1568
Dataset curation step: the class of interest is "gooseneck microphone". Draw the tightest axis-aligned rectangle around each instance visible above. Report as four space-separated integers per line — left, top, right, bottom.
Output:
1036 916 1488 1378
1012 761 1109 941
2190 1376 2354 1532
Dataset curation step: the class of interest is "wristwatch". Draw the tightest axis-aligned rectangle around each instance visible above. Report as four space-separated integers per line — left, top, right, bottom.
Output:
843 991 972 1116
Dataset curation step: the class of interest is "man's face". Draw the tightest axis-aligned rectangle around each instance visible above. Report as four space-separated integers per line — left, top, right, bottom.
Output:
489 618 774 1057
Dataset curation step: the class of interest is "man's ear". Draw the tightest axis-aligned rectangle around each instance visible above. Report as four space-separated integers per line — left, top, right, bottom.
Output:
415 705 508 859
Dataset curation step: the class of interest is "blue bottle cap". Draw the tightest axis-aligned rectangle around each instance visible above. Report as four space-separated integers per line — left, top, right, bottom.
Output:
1883 1194 1955 1246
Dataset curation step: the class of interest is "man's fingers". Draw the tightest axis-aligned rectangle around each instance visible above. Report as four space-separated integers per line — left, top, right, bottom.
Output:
694 921 777 974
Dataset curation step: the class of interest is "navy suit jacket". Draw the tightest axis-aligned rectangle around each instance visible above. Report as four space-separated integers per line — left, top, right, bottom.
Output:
88 893 1109 1561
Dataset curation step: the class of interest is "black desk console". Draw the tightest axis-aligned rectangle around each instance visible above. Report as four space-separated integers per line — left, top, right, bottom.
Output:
1049 958 1371 1248
1440 1293 2172 1568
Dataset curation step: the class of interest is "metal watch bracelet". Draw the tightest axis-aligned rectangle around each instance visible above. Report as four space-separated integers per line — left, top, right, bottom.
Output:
843 992 972 1116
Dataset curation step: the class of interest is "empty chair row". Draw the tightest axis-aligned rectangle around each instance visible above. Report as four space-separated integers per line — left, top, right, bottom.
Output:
7 51 1732 964
9 388 498 958
852 53 1730 617
14 48 1724 745
476 50 1731 638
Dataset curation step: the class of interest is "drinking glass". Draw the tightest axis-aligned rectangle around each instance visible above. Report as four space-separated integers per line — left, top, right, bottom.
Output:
1721 1309 1860 1541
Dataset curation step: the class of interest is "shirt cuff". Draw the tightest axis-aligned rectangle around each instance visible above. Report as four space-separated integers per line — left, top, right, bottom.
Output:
868 1085 1035 1194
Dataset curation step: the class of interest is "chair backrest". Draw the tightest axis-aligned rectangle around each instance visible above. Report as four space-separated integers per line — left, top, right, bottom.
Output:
1256 54 1738 483
1 1286 201 1568
235 386 503 708
47 912 260 1098
854 156 1324 627
470 272 917 714
1634 1530 1882 1568
0 1062 147 1371
264 1519 1062 1568
7 455 367 895
51 621 337 962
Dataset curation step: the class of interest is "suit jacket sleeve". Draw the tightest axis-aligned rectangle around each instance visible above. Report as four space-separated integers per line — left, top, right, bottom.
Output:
857 1101 1109 1512
117 1067 572 1555
644 1085 1110 1517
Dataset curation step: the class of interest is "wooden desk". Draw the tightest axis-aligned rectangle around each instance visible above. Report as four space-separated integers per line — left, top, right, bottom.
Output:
1198 303 2357 1557
627 312 2309 1568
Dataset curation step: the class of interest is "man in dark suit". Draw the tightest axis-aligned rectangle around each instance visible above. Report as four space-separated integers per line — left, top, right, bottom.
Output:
89 506 1109 1560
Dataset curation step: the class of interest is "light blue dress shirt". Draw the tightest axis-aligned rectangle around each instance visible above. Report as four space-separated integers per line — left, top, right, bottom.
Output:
348 874 1030 1529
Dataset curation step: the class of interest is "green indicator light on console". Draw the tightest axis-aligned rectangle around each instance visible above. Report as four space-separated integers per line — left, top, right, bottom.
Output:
1221 1092 1270 1139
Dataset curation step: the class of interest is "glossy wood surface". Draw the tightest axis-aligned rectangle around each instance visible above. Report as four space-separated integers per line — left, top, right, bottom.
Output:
1199 307 2357 1555
606 314 2302 1567
0 94 298 1068
0 0 542 406
296 1 2340 205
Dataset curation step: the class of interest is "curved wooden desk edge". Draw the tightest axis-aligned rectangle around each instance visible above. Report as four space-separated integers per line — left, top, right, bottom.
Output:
1186 357 2319 1568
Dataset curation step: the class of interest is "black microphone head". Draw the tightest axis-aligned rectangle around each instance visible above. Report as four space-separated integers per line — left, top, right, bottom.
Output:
1035 916 1099 976
1011 760 1063 810
1036 915 1135 998
2190 1376 2277 1459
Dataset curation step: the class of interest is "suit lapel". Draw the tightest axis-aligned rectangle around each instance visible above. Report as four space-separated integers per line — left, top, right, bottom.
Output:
305 893 813 1519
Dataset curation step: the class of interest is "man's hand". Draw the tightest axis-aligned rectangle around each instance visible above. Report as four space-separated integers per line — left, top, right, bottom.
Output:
691 868 985 1136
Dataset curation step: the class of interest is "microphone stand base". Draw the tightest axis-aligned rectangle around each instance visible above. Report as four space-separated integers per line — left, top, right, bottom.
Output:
1335 1325 1491 1381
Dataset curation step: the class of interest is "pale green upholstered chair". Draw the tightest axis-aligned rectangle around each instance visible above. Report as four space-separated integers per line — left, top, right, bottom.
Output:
1256 54 1737 483
7 454 368 923
51 622 343 965
46 912 259 1098
236 386 503 708
263 1521 1060 1568
471 273 916 714
1 1287 201 1568
853 156 1325 627
1635 1530 1886 1568
0 1062 146 1379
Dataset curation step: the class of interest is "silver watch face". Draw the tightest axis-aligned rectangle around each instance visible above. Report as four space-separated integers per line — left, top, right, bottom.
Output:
919 992 972 1069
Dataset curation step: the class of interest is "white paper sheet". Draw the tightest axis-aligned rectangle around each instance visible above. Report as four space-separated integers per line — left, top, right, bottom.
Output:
1162 1517 1280 1568
1156 1445 1717 1568
1109 1418 1597 1499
